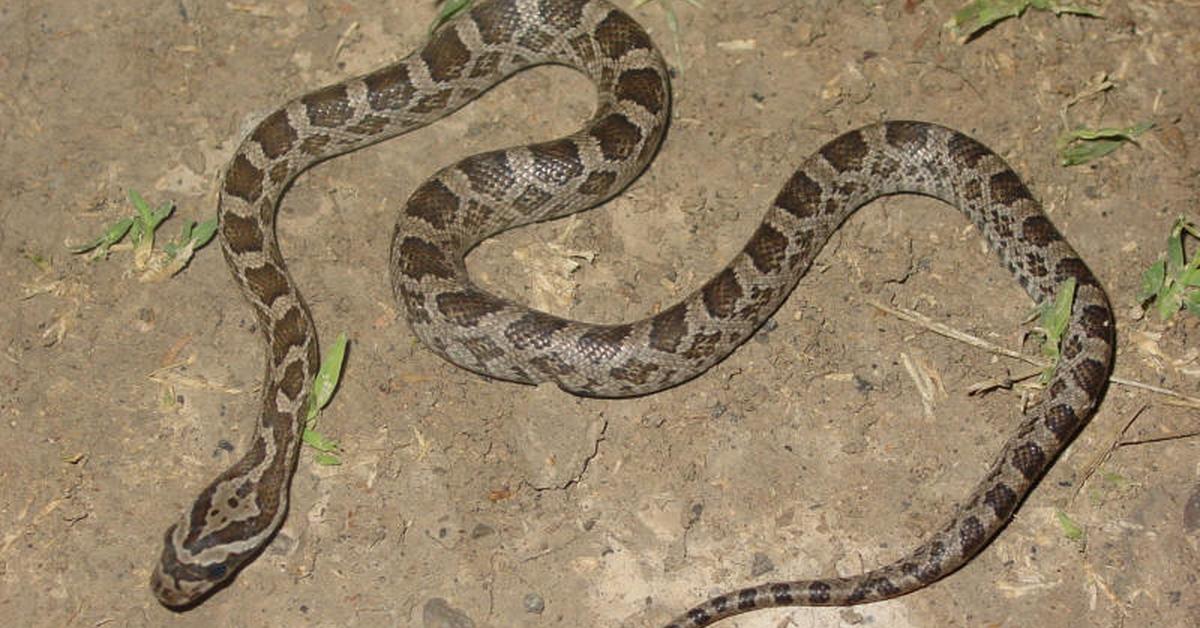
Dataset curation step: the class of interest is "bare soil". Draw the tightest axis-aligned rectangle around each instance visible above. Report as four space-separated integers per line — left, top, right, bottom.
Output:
2 1 1198 626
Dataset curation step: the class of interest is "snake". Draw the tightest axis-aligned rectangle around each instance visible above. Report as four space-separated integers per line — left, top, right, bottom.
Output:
149 0 1116 624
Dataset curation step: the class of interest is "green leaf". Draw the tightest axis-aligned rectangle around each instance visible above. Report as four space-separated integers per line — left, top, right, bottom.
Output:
314 452 342 466
164 218 219 258
1038 278 1075 383
307 332 349 422
302 333 349 462
189 217 219 249
1138 260 1166 303
68 216 135 256
952 0 1027 36
302 428 339 452
1167 218 1186 276
1056 509 1085 541
1156 282 1182 320
1057 122 1154 167
128 189 173 235
950 0 1099 40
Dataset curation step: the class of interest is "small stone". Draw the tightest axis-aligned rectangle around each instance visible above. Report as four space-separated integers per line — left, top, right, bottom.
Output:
523 592 545 614
1183 483 1200 533
839 608 865 624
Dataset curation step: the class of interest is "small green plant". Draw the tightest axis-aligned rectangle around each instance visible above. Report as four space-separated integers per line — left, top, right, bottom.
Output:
1139 216 1200 320
1056 122 1153 166
69 189 217 281
1032 277 1076 384
949 0 1100 40
1056 509 1085 542
303 332 350 466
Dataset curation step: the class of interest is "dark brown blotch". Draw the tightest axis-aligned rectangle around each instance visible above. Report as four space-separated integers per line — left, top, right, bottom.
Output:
988 169 1033 205
364 64 415 112
243 263 290 308
301 84 354 128
1010 440 1046 481
649 303 688 353
504 312 568 351
594 10 653 60
701 268 743 319
883 121 930 152
221 212 264 255
528 139 584 185
983 483 1018 519
395 236 456 281
422 27 472 82
744 223 789 274
685 608 710 624
224 154 264 203
278 358 306 401
819 130 869 171
958 515 985 552
615 67 667 114
769 583 794 604
405 178 459 229
252 110 297 160
1071 357 1108 399
577 325 633 363
591 113 642 161
947 131 993 168
435 290 504 327
270 306 308 367
806 582 831 604
774 170 824 219
1043 403 1078 440
736 587 758 610
459 150 516 198
1020 215 1063 247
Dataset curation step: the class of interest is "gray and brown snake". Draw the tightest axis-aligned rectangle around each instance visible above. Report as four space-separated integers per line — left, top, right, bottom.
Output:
150 0 1115 625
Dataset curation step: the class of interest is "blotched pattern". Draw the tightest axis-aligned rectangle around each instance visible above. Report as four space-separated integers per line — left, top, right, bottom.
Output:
150 0 1115 625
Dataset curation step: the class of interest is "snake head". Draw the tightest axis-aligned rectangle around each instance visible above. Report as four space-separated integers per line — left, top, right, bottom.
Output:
150 523 240 608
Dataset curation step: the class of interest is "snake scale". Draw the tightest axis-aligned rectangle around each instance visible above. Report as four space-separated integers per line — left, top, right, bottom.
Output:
150 0 1116 624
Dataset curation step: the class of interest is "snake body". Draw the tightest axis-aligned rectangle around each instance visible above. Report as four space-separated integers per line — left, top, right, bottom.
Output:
151 0 1115 625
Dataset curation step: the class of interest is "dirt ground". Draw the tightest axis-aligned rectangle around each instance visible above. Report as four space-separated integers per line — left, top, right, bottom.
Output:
2 0 1198 626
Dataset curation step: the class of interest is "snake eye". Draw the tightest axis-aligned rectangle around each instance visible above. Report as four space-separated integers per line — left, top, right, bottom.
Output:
206 563 229 579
